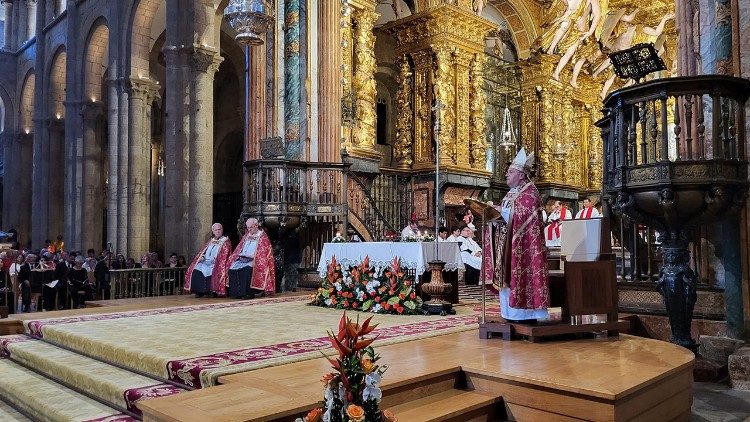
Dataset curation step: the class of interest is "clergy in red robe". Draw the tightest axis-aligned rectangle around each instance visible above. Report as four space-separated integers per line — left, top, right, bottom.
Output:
575 197 601 219
485 147 550 320
227 218 276 298
184 223 232 297
545 201 572 247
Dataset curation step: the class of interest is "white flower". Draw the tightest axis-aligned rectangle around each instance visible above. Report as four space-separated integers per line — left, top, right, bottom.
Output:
325 298 332 306
295 418 305 422
373 303 382 313
363 385 382 402
366 372 382 388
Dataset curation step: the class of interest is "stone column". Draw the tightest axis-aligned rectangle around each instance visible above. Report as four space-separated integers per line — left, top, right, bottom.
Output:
127 78 160 258
14 0 25 46
47 119 65 241
31 116 50 247
105 79 120 253
0 131 14 232
25 0 34 38
16 132 33 247
2 1 13 50
116 81 130 254
317 0 341 162
162 46 187 257
80 102 104 251
187 46 222 255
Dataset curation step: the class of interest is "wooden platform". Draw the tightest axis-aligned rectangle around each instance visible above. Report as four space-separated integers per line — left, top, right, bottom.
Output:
139 330 694 421
0 295 695 421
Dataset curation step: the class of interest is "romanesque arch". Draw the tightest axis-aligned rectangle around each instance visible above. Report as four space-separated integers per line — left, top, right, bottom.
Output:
128 0 163 78
48 46 67 119
19 70 34 133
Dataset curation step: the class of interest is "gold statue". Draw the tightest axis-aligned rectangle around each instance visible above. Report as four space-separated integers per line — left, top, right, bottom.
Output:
394 57 414 168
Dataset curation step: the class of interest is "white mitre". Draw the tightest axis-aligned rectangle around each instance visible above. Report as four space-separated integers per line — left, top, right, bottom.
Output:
509 147 534 174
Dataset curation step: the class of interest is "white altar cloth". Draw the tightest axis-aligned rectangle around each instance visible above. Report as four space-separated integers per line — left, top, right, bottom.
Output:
317 242 463 276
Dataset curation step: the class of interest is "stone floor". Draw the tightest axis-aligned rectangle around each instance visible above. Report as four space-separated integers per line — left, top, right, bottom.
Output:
692 382 750 421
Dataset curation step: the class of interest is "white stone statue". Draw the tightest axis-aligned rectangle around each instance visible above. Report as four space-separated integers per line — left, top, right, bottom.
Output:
552 0 602 81
474 0 485 15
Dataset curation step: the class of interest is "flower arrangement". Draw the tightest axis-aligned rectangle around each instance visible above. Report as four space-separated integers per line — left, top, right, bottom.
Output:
401 231 434 242
331 232 347 243
310 256 422 315
296 313 397 422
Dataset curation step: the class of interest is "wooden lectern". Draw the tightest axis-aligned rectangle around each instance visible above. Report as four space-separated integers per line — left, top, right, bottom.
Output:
480 217 628 341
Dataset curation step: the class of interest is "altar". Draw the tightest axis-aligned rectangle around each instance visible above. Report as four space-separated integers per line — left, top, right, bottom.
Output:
316 242 463 278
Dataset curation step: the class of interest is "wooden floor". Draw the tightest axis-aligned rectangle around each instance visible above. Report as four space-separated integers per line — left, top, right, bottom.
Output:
1 296 695 421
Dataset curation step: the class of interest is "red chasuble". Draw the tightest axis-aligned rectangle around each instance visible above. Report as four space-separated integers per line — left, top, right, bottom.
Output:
228 230 276 296
184 236 232 296
484 181 550 309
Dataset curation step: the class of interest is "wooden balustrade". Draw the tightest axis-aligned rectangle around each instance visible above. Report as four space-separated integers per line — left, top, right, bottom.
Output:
109 267 187 300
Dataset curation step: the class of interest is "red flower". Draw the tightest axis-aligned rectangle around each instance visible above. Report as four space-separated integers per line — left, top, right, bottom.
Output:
343 301 349 307
396 306 404 314
409 292 416 299
375 296 381 302
398 293 405 300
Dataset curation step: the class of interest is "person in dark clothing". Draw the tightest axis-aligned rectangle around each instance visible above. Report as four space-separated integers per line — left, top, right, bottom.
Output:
67 256 94 308
17 257 31 312
94 252 112 300
53 252 70 310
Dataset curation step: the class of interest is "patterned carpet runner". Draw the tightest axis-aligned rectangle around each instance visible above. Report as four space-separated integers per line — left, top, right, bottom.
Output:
0 289 489 421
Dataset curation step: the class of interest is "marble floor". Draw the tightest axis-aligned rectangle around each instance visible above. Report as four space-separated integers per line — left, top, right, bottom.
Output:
693 382 750 421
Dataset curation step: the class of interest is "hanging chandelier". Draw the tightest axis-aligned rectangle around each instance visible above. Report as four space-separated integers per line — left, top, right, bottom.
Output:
224 0 274 46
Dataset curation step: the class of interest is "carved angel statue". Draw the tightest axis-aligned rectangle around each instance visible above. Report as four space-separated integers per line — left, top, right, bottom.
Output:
474 0 485 15
390 0 405 19
536 0 587 54
552 0 602 81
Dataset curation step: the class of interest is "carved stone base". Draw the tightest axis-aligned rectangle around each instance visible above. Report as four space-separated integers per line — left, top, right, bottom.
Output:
656 236 698 352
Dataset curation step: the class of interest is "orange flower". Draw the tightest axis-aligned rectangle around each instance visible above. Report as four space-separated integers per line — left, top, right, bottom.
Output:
305 407 323 422
346 404 365 422
361 357 375 374
320 373 335 385
382 409 398 422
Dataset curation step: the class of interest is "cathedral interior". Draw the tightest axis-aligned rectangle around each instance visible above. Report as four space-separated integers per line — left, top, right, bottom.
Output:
0 0 749 342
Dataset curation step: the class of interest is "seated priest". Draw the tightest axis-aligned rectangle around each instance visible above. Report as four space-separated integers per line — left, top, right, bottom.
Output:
437 226 449 242
575 197 601 219
492 148 550 320
459 225 481 285
185 223 232 297
446 226 461 242
544 200 572 247
227 218 276 299
401 220 419 239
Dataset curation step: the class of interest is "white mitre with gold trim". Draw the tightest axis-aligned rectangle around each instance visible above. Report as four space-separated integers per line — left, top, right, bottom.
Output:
509 147 534 174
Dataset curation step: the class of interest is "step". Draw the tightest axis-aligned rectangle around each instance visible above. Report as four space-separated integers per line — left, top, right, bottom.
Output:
0 335 185 416
388 389 501 422
0 398 32 421
0 357 137 422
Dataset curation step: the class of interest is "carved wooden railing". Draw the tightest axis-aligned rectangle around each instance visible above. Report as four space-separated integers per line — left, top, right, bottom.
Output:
109 267 187 299
243 160 349 224
347 171 410 241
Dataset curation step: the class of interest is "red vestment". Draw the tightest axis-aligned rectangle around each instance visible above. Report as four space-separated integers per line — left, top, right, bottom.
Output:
184 237 232 296
545 206 570 240
483 181 549 309
228 230 276 296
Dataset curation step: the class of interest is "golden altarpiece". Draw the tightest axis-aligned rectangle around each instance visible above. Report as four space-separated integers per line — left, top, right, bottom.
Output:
336 0 676 237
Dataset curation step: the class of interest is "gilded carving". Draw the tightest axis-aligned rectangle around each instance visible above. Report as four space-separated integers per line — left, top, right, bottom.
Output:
394 56 414 169
469 53 487 169
352 8 379 151
340 0 354 151
412 51 432 164
433 45 455 165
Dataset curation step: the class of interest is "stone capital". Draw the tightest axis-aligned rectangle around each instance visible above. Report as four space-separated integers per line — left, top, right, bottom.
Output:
1 1 13 6
24 0 35 6
128 77 161 102
187 44 223 74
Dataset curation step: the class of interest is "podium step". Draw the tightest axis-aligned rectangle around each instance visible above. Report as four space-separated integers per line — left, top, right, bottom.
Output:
0 357 137 421
388 389 502 422
1 336 185 416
